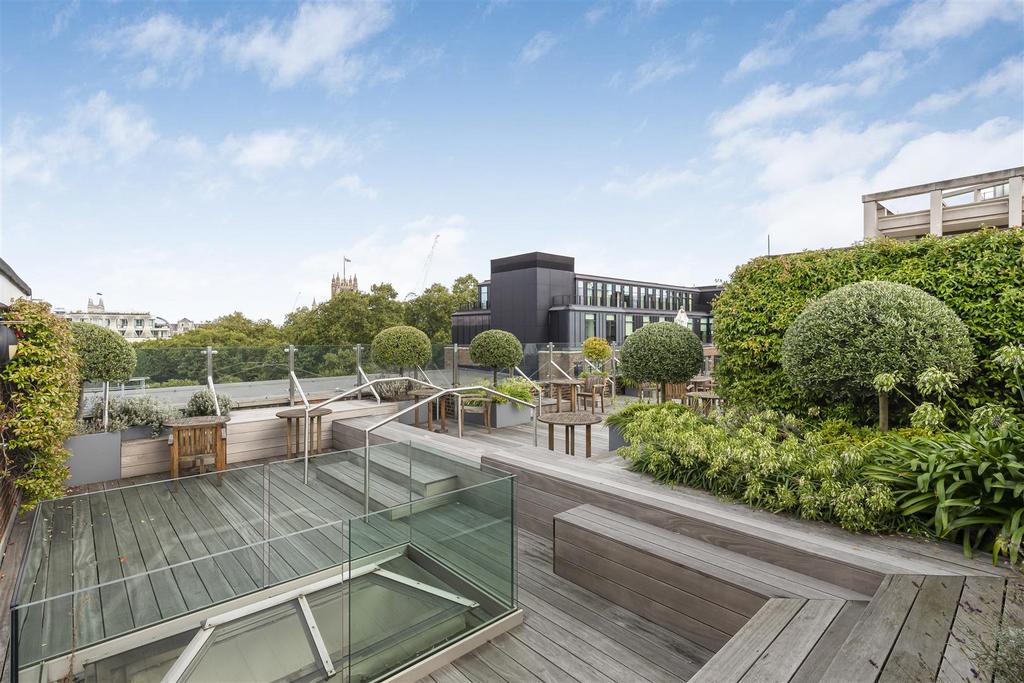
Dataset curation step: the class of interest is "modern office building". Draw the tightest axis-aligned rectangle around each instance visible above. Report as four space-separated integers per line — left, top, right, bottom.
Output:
863 167 1023 240
451 252 722 347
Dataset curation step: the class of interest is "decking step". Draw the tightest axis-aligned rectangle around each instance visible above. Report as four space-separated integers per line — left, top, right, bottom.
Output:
333 444 460 498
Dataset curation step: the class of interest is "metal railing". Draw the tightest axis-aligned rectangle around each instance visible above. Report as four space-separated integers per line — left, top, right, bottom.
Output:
360 386 538 514
203 346 221 416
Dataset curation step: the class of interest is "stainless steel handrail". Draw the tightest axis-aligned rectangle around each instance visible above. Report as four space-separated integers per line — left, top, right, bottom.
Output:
513 367 543 447
206 375 220 417
301 376 444 483
289 370 310 409
360 386 538 514
357 366 381 403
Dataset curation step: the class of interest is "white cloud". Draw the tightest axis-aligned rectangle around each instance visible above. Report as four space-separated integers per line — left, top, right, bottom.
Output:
2 92 157 184
220 129 353 174
333 173 378 199
727 43 792 81
711 83 849 136
887 0 1023 49
628 53 694 91
601 168 697 198
221 1 393 90
584 3 610 26
93 13 211 86
911 55 1024 114
633 0 669 16
518 31 558 66
51 0 80 37
811 0 894 40
834 50 907 94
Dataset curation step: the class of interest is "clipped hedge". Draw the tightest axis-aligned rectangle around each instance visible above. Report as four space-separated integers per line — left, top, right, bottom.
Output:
370 325 431 371
619 322 703 399
1 300 81 507
470 330 523 381
714 229 1024 416
582 336 612 364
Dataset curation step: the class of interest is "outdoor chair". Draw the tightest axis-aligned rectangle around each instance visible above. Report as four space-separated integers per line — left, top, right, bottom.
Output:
577 376 608 413
460 395 492 433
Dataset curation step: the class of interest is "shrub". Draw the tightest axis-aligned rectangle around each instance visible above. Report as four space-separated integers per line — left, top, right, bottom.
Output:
714 228 1024 416
615 403 899 533
618 322 703 401
582 336 612 364
72 322 137 383
493 377 536 407
375 379 412 401
1 300 81 507
470 330 524 383
80 397 170 437
370 325 431 373
182 390 233 417
781 280 974 421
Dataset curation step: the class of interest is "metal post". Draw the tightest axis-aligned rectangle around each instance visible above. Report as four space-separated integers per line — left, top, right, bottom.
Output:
547 341 554 381
205 345 214 378
452 343 459 386
355 344 363 401
457 394 464 438
287 345 296 406
303 410 311 484
262 463 271 587
363 431 371 516
102 380 110 431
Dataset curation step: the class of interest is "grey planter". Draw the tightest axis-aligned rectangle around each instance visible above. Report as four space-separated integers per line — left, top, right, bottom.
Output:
608 423 629 451
395 399 417 425
65 432 121 486
464 401 533 429
119 426 170 442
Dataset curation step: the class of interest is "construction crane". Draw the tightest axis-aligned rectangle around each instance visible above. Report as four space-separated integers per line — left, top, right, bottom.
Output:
419 234 440 291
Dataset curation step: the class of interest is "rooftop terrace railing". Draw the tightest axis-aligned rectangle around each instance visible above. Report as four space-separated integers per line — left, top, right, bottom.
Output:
11 443 517 682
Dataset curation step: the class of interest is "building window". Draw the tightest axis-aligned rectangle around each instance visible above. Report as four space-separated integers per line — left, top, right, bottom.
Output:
584 313 596 339
576 280 584 304
641 315 651 327
605 315 616 343
586 282 594 306
135 319 144 328
625 317 634 337
479 285 489 309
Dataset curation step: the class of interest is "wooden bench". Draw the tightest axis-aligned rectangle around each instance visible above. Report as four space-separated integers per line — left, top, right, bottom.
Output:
691 573 1023 682
552 505 865 652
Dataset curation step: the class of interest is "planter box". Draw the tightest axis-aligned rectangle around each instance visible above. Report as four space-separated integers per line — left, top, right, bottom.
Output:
607 423 629 452
464 401 533 429
119 426 170 442
65 432 121 486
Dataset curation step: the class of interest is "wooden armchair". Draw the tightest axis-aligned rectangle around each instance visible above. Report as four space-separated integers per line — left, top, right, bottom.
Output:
577 376 609 414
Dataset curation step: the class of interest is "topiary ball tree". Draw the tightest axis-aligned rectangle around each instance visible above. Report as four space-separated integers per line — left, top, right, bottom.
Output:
72 322 137 431
781 280 975 425
370 325 432 376
619 322 703 402
582 336 613 367
470 329 524 383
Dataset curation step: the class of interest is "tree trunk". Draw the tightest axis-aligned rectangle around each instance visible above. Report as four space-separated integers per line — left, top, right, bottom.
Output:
660 382 667 403
492 368 498 385
878 390 889 432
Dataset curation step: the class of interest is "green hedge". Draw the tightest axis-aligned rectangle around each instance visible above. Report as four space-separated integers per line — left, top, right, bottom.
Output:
714 229 1024 417
1 300 81 507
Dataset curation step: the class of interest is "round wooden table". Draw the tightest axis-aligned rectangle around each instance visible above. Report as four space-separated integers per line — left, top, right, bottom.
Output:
409 388 447 432
540 378 584 413
165 415 231 478
275 406 332 458
538 411 602 458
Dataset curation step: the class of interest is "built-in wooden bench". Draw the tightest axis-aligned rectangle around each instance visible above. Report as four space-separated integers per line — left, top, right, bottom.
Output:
552 505 867 651
691 574 1023 682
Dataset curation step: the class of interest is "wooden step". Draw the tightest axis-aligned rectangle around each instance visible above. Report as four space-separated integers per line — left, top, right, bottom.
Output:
341 444 460 498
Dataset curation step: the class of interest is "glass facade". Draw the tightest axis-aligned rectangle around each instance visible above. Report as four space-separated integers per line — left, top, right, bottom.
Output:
572 278 696 312
605 315 616 342
584 313 596 338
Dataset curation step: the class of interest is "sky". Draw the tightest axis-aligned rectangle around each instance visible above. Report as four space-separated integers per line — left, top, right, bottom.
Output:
1 0 1022 323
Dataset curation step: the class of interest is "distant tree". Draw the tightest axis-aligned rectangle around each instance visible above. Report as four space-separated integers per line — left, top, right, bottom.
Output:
451 274 479 308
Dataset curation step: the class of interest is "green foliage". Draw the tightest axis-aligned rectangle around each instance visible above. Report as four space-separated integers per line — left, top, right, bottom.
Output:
370 325 432 371
404 275 479 343
582 336 612 363
470 330 523 372
493 377 536 406
1 300 81 507
619 322 703 394
72 322 137 383
148 312 285 348
781 281 974 418
80 397 170 436
714 229 1024 417
182 390 234 417
970 626 1024 683
615 403 900 532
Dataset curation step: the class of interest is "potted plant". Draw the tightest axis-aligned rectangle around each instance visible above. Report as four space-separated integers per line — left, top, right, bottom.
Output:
604 401 655 451
66 323 138 484
462 377 537 428
371 326 433 423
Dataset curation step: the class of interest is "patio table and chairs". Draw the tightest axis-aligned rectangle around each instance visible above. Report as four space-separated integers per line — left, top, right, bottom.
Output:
576 376 609 413
538 411 602 458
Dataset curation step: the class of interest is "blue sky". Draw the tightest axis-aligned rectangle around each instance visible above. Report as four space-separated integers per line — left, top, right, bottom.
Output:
2 0 1022 322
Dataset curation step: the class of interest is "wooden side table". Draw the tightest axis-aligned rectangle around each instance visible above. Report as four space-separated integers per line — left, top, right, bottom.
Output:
409 388 447 433
275 406 332 458
538 411 602 457
165 416 230 478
